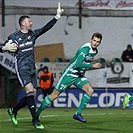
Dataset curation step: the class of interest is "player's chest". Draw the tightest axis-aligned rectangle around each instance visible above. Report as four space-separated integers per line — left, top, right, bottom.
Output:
16 35 35 49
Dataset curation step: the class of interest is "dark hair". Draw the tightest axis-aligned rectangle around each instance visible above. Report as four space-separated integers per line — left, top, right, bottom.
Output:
43 66 48 71
127 44 132 48
92 32 102 40
18 15 30 26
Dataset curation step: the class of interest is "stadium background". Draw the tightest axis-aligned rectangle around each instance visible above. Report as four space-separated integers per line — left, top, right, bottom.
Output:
0 0 133 108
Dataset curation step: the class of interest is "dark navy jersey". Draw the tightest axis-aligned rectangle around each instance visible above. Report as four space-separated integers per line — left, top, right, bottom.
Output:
4 17 57 70
0 43 3 52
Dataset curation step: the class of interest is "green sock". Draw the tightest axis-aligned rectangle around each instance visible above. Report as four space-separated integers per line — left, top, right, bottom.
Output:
129 96 133 101
36 96 52 116
76 93 91 114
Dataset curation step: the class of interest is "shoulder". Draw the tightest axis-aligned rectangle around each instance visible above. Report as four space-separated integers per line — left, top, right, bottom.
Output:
80 43 91 50
79 43 91 53
49 72 53 74
41 71 45 75
123 50 127 53
8 31 21 40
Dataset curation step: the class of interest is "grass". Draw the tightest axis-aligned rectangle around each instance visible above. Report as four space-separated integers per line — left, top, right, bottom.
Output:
0 108 133 133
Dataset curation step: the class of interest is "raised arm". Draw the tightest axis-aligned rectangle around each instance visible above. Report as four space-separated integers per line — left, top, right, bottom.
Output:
34 2 64 38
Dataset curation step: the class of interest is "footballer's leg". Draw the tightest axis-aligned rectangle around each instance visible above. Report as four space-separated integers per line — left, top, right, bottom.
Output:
122 94 132 109
73 78 93 123
7 107 18 125
7 96 27 125
25 83 44 129
36 89 60 118
73 93 91 123
129 96 133 101
36 75 71 119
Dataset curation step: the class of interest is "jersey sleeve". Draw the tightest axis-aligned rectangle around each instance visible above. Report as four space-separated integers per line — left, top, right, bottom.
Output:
76 47 93 68
34 17 57 39
0 43 4 52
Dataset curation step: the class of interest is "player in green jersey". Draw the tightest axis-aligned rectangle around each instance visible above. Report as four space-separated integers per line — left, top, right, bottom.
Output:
36 32 103 123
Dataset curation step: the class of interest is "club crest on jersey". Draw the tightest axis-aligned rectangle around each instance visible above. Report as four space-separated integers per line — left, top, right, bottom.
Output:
26 35 31 40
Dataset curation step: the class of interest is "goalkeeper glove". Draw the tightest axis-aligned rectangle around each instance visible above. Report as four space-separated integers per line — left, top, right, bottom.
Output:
55 2 64 20
2 40 18 52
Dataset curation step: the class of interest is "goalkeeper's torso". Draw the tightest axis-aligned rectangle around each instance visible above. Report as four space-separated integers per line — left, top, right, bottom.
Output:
8 30 37 70
7 17 57 71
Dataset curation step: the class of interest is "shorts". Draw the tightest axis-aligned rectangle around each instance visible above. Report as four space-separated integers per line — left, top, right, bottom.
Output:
16 68 37 88
55 74 90 92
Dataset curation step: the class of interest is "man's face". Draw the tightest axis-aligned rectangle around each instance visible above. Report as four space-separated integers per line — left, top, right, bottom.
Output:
90 36 101 49
22 18 33 30
127 47 132 51
43 69 48 73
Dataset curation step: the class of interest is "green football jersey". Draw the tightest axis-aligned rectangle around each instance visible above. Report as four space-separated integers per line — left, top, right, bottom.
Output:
63 43 98 77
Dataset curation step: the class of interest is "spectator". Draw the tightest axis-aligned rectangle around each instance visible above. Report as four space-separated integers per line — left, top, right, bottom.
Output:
39 66 54 107
121 44 133 62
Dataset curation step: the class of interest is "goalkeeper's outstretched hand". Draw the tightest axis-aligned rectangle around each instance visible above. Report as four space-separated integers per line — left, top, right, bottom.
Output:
2 40 18 52
55 2 64 20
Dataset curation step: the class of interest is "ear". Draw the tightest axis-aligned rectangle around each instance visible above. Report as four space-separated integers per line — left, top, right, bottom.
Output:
21 20 26 26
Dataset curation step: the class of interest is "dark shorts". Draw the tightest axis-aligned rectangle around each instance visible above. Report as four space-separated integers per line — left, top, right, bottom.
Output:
16 68 37 88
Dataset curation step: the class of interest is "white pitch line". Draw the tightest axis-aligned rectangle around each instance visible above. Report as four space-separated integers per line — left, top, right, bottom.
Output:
0 112 126 123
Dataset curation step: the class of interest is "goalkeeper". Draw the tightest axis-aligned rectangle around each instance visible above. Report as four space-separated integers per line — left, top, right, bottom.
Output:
36 32 103 123
1 2 64 129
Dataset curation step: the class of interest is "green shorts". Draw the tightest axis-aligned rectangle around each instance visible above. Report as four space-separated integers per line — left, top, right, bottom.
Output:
55 74 90 92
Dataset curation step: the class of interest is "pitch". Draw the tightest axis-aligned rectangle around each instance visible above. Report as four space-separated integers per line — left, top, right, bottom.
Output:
0 108 133 133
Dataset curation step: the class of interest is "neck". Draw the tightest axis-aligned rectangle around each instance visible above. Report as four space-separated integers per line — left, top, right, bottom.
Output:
20 28 29 33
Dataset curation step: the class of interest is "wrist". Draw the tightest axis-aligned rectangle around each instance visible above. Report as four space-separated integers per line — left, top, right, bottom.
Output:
2 46 6 51
55 14 60 20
